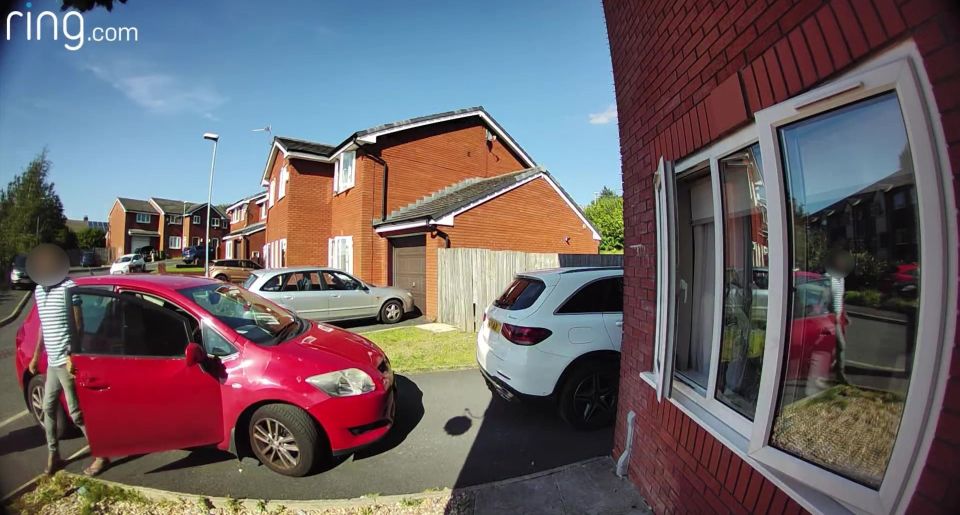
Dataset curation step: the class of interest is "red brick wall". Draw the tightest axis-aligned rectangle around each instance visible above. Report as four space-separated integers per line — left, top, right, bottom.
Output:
603 0 960 513
422 176 600 318
286 159 335 266
107 207 160 257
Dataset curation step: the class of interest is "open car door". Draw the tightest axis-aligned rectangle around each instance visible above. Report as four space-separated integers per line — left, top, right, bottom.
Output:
67 287 223 457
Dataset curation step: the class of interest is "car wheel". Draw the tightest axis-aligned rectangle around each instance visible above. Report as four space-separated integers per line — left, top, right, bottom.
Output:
558 360 619 430
215 274 229 282
380 299 404 324
248 404 322 477
26 374 69 439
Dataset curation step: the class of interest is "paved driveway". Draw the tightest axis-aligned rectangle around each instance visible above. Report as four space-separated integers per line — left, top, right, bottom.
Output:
0 301 611 500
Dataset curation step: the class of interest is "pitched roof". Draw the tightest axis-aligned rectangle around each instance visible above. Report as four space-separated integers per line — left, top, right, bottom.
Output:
117 197 159 213
372 167 540 226
226 191 268 212
150 197 190 214
274 137 336 157
354 106 483 138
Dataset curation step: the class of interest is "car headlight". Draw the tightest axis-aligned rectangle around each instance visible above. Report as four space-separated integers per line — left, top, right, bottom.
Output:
306 368 375 397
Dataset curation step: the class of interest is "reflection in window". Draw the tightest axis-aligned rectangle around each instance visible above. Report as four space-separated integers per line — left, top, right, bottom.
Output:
772 92 920 489
717 144 767 419
673 173 715 390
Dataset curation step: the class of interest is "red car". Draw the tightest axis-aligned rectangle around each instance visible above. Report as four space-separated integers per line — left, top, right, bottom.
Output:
14 275 395 477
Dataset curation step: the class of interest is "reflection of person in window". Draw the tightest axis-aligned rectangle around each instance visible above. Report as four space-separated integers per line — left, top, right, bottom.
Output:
825 248 854 384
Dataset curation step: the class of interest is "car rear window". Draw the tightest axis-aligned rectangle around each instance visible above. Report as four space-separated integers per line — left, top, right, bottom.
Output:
242 273 259 290
494 277 545 311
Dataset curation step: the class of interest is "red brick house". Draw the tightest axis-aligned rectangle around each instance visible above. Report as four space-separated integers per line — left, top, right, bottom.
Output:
222 191 267 262
107 197 229 259
259 107 600 317
604 1 959 514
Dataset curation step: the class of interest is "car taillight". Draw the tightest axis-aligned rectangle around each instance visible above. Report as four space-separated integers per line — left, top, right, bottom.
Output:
500 323 552 345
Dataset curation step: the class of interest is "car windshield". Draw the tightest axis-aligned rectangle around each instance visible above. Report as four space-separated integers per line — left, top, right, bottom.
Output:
178 283 300 345
117 256 131 263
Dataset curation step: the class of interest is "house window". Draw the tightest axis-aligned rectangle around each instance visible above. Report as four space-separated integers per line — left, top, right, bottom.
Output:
269 179 276 207
278 166 288 199
211 218 220 228
334 150 356 193
328 236 353 273
193 215 201 225
168 236 182 249
167 215 181 225
260 203 266 220
191 237 201 246
649 50 950 512
136 213 151 224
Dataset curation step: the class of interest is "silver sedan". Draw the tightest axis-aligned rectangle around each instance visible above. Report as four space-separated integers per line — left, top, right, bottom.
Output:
242 266 415 324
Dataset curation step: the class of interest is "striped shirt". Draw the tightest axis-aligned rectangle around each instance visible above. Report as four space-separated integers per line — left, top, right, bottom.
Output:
34 278 79 367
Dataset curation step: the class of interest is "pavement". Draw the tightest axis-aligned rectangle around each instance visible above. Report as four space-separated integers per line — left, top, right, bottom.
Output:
0 294 613 501
0 289 30 327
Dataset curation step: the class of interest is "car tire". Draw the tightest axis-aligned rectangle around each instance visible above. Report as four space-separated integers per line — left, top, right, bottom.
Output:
248 404 322 477
215 274 229 282
558 360 620 430
380 299 404 324
26 374 70 439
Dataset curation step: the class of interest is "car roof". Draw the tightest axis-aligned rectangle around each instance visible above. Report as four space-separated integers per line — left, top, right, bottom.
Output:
256 266 344 274
518 266 623 278
73 274 218 290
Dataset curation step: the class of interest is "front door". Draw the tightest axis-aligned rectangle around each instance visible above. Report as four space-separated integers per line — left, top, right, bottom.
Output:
67 288 223 457
392 235 426 312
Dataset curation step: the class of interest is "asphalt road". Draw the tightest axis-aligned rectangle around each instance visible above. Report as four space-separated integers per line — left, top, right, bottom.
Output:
0 292 612 501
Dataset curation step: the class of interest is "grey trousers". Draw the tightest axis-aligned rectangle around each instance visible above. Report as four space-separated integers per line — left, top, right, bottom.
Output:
43 365 87 453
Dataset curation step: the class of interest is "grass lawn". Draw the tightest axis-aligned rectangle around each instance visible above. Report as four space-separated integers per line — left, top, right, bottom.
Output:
158 266 204 274
365 326 478 373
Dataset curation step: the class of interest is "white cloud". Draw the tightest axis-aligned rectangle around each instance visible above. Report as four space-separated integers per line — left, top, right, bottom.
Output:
85 62 226 119
588 103 618 125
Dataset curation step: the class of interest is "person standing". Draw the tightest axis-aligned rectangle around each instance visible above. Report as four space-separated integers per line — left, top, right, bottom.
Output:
25 244 109 476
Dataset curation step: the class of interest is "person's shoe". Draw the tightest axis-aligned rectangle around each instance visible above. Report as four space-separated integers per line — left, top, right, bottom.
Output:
45 452 64 475
83 457 109 477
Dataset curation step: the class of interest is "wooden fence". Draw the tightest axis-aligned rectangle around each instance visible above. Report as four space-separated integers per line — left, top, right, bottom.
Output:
437 248 624 332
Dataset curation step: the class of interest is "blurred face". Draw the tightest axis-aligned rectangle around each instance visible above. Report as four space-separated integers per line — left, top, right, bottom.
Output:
25 244 70 287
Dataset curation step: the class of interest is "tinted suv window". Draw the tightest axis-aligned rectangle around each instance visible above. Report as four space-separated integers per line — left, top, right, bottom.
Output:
494 277 546 311
557 276 624 314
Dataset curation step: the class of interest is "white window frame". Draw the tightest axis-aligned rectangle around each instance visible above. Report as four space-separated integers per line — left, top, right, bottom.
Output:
647 45 954 515
278 165 288 199
327 236 353 273
269 179 276 207
168 215 182 225
135 213 151 224
211 218 220 228
260 203 266 220
334 150 356 194
168 236 182 249
192 215 201 225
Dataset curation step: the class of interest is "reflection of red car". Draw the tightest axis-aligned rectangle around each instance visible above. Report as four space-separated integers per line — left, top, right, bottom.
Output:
784 278 848 380
881 263 919 296
15 275 395 476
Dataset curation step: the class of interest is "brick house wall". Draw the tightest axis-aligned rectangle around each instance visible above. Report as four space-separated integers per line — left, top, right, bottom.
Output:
162 214 184 257
264 153 291 264
286 159 334 266
421 176 600 318
603 0 960 513
106 203 160 258
182 209 227 253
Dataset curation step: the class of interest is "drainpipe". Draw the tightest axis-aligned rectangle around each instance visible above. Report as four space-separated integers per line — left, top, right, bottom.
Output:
432 229 451 248
616 410 636 478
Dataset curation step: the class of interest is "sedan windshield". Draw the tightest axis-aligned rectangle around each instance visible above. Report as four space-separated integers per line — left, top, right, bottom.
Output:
117 256 131 263
178 283 300 345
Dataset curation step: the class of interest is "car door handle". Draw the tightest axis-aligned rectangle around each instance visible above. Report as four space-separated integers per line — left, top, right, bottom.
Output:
331 295 341 299
282 295 293 300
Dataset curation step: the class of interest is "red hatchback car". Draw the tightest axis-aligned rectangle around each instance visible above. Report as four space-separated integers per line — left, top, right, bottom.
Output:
14 275 395 476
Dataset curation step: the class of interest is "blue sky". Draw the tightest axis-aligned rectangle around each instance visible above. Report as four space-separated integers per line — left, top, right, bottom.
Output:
0 0 620 221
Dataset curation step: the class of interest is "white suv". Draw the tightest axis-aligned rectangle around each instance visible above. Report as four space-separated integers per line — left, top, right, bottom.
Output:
477 267 623 429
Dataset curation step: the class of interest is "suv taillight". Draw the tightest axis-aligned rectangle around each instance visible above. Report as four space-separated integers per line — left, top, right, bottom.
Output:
500 323 552 345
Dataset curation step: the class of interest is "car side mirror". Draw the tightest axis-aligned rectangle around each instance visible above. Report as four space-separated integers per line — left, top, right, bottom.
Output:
185 342 205 366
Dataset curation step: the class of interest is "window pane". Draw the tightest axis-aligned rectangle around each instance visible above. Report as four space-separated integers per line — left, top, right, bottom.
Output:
716 144 767 419
673 174 715 390
557 277 624 314
72 293 124 355
494 278 545 311
772 92 919 489
202 322 237 357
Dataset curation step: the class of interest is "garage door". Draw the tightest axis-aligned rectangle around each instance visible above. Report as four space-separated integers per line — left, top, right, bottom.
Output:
392 235 426 313
130 236 150 253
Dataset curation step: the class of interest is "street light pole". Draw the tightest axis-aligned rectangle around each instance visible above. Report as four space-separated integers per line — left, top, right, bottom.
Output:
203 132 220 278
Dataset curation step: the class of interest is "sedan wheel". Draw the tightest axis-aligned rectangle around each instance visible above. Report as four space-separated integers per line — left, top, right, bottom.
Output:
380 299 403 324
26 374 69 438
248 404 322 477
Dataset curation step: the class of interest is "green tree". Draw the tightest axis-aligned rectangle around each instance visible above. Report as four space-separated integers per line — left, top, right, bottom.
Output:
0 151 70 269
76 227 107 249
584 188 624 253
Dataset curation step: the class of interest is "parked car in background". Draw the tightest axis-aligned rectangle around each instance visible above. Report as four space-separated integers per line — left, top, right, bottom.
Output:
14 274 396 477
208 259 262 283
9 254 34 289
134 245 158 262
244 267 414 324
477 267 623 430
110 253 146 274
80 250 100 268
182 244 215 266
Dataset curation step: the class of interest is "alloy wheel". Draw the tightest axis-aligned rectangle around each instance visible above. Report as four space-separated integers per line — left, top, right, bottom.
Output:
384 302 401 322
30 383 45 424
252 417 300 471
573 372 617 424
